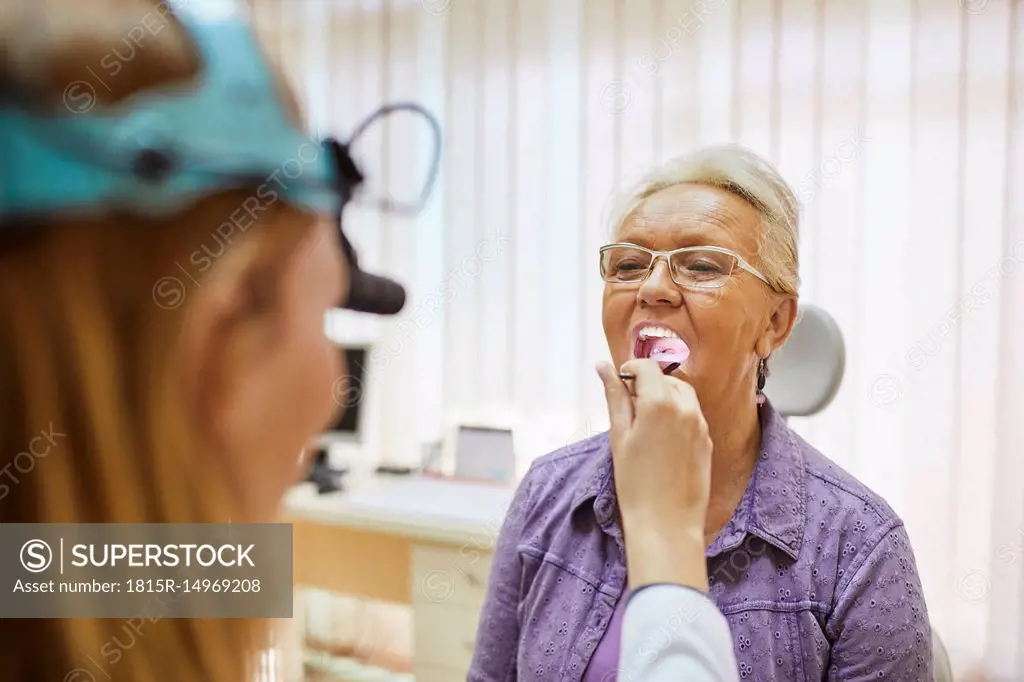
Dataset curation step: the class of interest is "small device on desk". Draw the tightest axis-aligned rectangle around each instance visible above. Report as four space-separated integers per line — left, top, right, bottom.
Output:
305 449 343 494
307 343 371 494
453 425 515 483
430 421 516 485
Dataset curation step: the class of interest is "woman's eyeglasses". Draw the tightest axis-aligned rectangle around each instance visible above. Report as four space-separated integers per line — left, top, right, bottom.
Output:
599 243 771 290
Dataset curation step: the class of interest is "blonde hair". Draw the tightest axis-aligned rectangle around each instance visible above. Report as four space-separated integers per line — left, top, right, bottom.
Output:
608 144 801 297
0 1 312 680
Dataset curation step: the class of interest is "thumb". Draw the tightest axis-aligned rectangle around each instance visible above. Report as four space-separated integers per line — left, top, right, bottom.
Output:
596 362 634 437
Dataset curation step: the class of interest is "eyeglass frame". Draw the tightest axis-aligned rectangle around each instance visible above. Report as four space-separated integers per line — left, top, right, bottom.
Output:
598 242 772 290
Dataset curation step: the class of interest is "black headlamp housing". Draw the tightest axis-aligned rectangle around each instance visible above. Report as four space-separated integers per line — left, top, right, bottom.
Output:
323 137 407 316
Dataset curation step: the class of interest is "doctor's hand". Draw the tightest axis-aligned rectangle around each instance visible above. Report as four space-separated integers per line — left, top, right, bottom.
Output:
597 358 713 592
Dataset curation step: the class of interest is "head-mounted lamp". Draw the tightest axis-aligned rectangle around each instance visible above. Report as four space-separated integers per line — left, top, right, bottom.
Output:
0 0 440 316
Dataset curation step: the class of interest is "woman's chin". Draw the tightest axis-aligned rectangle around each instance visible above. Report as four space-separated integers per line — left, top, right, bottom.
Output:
669 367 693 383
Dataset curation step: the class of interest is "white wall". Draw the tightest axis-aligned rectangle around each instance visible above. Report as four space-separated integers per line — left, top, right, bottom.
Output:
252 0 1024 676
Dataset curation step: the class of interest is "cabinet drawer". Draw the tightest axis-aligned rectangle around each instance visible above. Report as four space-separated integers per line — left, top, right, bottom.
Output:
411 544 492 610
413 601 482 672
413 661 466 682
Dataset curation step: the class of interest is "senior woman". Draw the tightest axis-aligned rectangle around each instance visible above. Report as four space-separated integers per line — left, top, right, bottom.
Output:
468 145 934 682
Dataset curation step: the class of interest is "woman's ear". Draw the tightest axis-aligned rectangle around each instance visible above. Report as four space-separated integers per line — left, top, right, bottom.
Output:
757 295 799 358
178 243 285 456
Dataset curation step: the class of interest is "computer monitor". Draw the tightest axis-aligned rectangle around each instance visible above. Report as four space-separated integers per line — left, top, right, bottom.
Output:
320 344 370 444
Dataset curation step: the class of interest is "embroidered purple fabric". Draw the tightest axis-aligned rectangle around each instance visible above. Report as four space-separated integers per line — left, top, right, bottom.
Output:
467 400 934 682
579 590 626 682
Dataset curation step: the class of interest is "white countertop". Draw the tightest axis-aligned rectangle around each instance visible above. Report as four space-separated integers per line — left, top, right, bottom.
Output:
283 474 518 546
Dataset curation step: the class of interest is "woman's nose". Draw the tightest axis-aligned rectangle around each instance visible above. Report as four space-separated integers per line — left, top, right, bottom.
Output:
637 258 683 307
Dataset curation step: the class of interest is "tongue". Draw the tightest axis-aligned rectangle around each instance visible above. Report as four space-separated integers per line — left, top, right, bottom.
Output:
648 338 690 372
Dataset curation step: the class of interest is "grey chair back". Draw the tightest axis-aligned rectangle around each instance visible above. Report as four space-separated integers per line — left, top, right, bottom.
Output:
762 303 845 417
932 629 954 682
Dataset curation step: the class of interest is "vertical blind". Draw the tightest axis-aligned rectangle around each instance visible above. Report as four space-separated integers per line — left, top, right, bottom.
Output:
250 0 1024 676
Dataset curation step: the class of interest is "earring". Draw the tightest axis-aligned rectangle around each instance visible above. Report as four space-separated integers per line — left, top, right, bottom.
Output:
756 358 767 405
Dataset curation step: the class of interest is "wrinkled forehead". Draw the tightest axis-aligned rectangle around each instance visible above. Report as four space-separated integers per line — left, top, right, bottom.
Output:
616 183 765 260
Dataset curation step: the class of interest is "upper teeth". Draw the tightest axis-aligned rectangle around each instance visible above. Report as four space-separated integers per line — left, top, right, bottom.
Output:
639 327 680 340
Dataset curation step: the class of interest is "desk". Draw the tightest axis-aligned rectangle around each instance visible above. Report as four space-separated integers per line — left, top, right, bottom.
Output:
283 475 517 681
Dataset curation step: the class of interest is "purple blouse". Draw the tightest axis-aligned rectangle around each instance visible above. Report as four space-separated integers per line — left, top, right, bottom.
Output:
580 592 626 682
467 401 934 682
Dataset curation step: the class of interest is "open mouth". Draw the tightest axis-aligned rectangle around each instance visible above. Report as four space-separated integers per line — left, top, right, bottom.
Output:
633 324 691 372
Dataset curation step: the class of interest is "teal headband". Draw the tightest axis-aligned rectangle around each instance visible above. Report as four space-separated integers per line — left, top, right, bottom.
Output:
0 0 342 221
0 1 444 316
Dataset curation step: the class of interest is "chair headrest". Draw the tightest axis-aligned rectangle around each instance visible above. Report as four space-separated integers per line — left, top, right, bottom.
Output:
762 303 845 417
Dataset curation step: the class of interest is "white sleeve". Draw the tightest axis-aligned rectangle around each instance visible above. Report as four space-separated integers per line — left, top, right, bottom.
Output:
618 584 739 682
